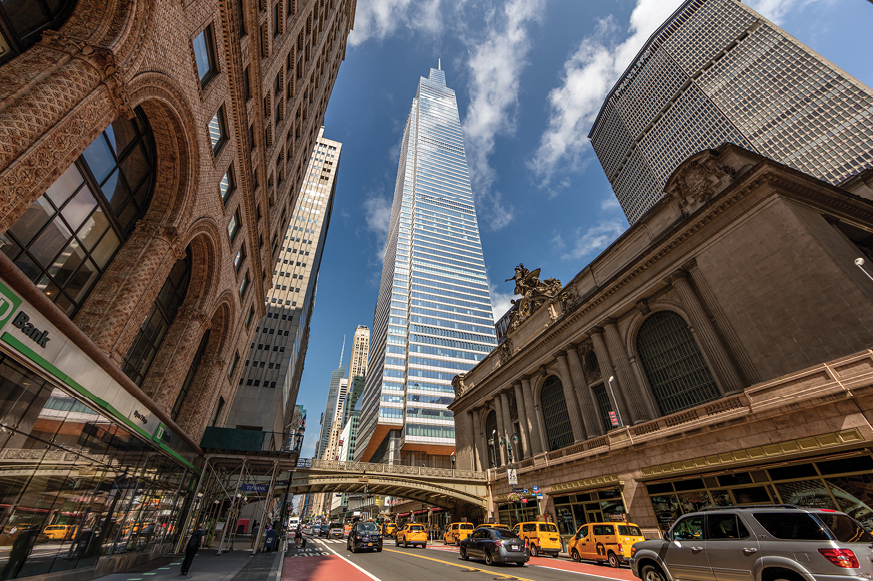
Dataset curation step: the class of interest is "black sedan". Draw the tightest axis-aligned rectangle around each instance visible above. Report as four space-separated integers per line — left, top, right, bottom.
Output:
347 521 383 553
460 527 528 566
318 524 330 537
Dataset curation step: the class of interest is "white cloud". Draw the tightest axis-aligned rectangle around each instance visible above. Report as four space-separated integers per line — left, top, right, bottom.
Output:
600 197 621 211
461 0 544 229
362 193 392 239
562 219 627 261
488 278 515 322
348 0 443 46
531 0 685 185
746 0 825 25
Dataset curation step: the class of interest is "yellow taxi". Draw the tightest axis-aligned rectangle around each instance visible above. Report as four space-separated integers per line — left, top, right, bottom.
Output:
475 523 511 531
568 522 645 567
395 523 427 548
42 524 76 541
511 521 561 557
443 522 474 545
382 522 397 537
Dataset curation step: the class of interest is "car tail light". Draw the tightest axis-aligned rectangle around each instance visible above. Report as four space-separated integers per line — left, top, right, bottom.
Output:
618 544 623 553
496 540 503 547
819 549 859 568
630 547 637 557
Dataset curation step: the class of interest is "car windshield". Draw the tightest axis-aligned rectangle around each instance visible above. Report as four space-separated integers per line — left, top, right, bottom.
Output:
816 513 873 543
618 525 643 536
753 513 829 540
357 523 378 532
409 525 424 531
329 523 341 529
461 524 473 529
493 529 519 539
539 524 558 532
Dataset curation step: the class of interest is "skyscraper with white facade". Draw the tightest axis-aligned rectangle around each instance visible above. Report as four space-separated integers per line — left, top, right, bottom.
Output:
226 128 341 446
355 67 497 466
316 365 346 459
589 0 873 224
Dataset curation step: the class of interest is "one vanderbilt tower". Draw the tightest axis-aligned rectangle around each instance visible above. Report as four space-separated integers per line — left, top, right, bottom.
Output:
355 66 497 466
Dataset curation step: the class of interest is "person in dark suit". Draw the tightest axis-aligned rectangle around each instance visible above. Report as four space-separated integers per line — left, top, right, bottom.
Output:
180 523 204 576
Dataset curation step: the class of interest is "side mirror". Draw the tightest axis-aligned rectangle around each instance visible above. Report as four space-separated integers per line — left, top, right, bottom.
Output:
663 531 672 541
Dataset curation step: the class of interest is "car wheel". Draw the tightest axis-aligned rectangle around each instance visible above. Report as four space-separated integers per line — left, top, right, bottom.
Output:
571 549 581 562
351 543 358 554
455 537 460 546
376 547 382 553
443 537 447 545
484 550 494 566
460 546 468 561
530 544 538 558
422 544 427 549
642 564 667 581
608 552 619 568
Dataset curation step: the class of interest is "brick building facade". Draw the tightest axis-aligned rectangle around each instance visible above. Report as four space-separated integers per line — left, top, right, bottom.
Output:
0 0 354 577
449 145 873 545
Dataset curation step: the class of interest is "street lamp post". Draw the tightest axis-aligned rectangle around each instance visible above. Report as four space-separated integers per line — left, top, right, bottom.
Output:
450 452 455 472
489 429 498 468
607 376 624 428
500 433 521 525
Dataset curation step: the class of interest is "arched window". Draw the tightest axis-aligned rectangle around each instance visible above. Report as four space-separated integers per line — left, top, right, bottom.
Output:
485 410 497 468
122 249 191 386
0 0 77 62
2 108 156 316
540 375 573 451
637 311 720 416
172 329 210 421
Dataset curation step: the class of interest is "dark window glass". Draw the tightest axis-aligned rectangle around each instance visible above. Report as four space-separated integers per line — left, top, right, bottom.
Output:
272 3 279 36
493 529 519 539
591 383 614 432
237 0 246 36
485 409 497 468
2 109 156 317
172 329 210 420
122 250 191 386
717 473 753 487
243 66 251 100
0 0 75 61
818 456 873 476
817 513 873 543
768 464 817 481
637 311 720 415
211 396 225 426
239 272 250 298
228 209 241 241
753 513 830 540
541 375 573 451
234 244 246 272
246 305 255 328
647 483 674 494
220 166 235 203
707 514 748 539
193 26 218 86
733 486 771 504
674 478 705 492
671 516 704 541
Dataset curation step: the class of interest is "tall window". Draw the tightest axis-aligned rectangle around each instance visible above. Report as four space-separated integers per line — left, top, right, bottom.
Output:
485 410 497 468
541 375 573 451
193 25 218 87
172 329 210 421
208 107 227 154
122 250 192 386
637 311 720 416
592 383 613 432
0 0 76 63
2 109 156 316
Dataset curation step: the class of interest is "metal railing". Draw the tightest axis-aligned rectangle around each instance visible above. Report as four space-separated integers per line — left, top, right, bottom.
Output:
303 458 486 480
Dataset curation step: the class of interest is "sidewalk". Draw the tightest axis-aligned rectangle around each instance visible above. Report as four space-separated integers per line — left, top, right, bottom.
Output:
94 548 284 581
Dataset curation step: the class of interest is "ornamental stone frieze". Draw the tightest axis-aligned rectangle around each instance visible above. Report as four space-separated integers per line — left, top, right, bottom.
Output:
504 264 562 332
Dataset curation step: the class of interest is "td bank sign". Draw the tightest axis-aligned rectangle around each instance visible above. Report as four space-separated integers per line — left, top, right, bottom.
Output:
0 281 51 349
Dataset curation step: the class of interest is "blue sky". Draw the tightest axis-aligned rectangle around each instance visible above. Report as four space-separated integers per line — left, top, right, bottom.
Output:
294 0 873 460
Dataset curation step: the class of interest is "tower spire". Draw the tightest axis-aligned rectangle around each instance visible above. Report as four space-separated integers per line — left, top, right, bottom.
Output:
339 334 346 367
438 57 441 70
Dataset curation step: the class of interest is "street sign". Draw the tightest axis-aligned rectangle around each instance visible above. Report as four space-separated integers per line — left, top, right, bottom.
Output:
241 484 269 493
532 485 539 493
609 411 619 427
507 469 518 486
536 494 543 500
522 498 528 504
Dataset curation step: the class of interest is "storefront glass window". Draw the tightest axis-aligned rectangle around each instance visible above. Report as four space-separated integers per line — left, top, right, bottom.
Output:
677 491 710 514
650 495 682 532
0 354 191 579
555 506 575 535
775 480 838 510
826 478 873 532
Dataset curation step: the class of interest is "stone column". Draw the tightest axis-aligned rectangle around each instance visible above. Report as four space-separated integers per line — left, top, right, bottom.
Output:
589 327 632 427
567 346 603 437
670 271 742 394
520 377 544 456
499 392 517 462
554 352 586 442
523 377 547 454
493 400 507 466
464 411 477 471
475 408 489 471
146 307 211 413
176 355 226 439
602 319 656 423
512 383 531 459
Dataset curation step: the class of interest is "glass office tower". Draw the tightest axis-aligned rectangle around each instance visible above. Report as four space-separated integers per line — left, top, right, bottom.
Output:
589 0 873 224
355 67 497 466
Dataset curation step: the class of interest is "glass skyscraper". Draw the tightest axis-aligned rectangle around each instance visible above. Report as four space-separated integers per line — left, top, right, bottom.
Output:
589 0 873 224
355 67 497 466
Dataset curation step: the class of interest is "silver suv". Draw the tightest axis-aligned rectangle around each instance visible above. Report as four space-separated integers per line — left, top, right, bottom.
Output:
630 505 873 581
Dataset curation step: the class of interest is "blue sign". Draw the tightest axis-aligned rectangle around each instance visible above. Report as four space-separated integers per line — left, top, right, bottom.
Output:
241 484 269 493
532 485 539 493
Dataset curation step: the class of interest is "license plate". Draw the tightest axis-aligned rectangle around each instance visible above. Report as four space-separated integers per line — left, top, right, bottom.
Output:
508 546 520 551
368 543 373 546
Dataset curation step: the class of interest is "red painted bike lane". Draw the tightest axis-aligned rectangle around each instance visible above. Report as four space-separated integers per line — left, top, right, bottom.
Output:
282 555 375 581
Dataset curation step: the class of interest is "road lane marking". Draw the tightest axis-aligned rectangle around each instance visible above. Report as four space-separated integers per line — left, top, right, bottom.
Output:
318 540 385 581
382 548 537 581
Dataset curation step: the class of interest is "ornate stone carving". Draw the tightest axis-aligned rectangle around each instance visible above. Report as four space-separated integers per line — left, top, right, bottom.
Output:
636 298 650 315
665 151 736 215
497 338 513 365
452 373 468 397
560 284 582 312
504 264 562 331
577 342 601 384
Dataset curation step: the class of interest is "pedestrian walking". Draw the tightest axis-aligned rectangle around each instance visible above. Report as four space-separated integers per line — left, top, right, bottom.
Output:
294 523 302 547
180 523 204 576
